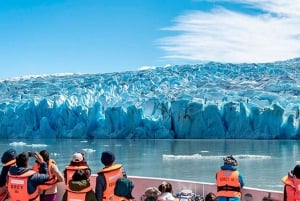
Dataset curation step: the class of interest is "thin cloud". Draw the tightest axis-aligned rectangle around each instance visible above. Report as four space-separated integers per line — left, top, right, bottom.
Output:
158 0 300 63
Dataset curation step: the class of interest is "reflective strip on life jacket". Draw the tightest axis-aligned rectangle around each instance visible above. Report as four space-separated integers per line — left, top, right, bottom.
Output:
216 170 241 198
97 164 123 201
7 170 40 201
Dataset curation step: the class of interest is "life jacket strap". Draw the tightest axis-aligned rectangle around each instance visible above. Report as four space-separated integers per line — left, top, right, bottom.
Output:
217 185 241 192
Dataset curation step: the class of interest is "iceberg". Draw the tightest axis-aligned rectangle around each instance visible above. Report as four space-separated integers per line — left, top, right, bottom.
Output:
1 58 300 139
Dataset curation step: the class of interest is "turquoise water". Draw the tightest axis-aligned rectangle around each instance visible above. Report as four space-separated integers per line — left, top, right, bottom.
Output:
0 139 297 191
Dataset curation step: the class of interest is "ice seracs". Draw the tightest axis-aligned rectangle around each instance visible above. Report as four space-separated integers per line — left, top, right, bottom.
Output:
0 58 300 139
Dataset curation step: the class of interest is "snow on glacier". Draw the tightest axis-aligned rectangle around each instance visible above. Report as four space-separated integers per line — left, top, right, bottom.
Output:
1 58 300 139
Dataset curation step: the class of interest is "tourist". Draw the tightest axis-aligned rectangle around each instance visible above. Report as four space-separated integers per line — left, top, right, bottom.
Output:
64 152 90 185
95 151 127 201
32 150 64 201
143 187 161 201
205 192 216 201
215 155 244 201
62 169 96 201
0 148 17 201
157 181 176 201
281 164 300 201
7 151 50 201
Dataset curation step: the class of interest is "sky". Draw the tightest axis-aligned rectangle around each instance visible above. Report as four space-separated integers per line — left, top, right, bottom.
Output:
0 0 300 79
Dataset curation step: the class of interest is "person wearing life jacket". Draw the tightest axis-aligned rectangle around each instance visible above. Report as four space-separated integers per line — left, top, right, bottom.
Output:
64 152 90 185
62 169 97 201
0 148 17 201
32 150 64 201
282 164 300 201
95 151 127 201
7 151 50 201
216 155 245 201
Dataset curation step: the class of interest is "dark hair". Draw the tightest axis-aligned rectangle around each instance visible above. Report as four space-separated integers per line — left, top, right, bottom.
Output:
72 169 88 181
101 151 115 166
16 152 29 167
205 192 216 201
39 150 49 163
293 165 300 179
158 181 172 193
223 155 238 166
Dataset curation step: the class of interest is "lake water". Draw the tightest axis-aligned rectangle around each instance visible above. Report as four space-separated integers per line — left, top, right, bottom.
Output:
0 139 297 192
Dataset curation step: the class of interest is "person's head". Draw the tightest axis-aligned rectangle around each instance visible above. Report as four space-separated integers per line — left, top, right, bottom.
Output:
223 155 238 166
205 192 216 201
69 152 88 166
293 164 300 179
144 187 161 201
39 150 49 163
72 169 88 181
101 151 115 167
1 148 17 167
16 152 30 168
72 152 84 163
158 181 172 193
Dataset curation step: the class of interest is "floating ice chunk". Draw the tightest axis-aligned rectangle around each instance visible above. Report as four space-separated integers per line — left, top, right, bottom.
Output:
9 142 27 146
82 148 96 153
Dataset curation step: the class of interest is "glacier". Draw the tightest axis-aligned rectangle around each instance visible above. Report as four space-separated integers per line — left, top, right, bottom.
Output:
1 58 300 139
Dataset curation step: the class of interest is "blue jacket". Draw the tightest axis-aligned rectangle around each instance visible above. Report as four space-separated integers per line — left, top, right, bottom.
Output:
216 165 245 201
0 166 10 187
8 162 50 194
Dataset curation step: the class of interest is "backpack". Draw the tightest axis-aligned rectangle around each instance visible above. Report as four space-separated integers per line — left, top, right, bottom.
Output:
114 177 135 199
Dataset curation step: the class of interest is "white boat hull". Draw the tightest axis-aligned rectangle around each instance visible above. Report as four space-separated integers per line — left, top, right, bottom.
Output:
57 175 283 201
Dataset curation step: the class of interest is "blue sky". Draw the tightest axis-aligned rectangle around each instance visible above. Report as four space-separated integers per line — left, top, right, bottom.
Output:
0 0 299 79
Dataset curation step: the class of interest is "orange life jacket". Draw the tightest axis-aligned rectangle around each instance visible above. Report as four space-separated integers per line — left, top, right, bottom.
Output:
293 177 300 201
216 169 241 198
97 164 123 201
282 175 295 201
7 170 40 201
1 159 16 201
66 185 92 201
64 165 90 185
32 159 58 191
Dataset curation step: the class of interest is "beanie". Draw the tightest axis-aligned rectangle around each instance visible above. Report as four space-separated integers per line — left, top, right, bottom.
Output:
1 148 17 166
101 151 115 166
293 165 300 179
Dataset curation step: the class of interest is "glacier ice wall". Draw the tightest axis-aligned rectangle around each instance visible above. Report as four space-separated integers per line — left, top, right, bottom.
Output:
1 58 300 139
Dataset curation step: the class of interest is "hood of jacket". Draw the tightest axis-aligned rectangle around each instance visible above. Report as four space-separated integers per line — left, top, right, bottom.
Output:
68 179 91 191
220 164 237 171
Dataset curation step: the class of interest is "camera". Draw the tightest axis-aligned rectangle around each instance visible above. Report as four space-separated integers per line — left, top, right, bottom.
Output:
28 152 35 157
